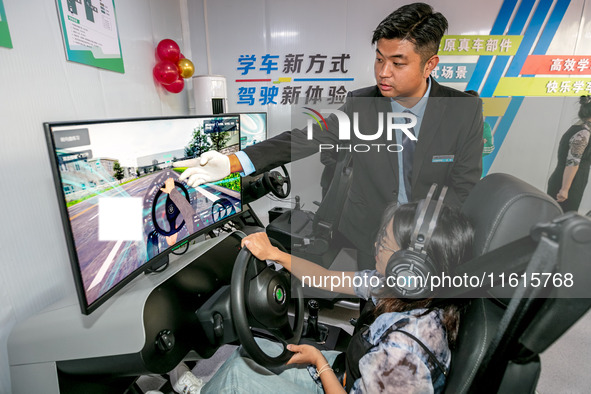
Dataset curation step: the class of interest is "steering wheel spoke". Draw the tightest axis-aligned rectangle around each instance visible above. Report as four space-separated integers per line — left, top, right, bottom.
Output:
249 257 270 278
268 319 296 343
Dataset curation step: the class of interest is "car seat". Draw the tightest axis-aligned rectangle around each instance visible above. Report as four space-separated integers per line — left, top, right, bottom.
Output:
443 173 591 393
266 151 353 268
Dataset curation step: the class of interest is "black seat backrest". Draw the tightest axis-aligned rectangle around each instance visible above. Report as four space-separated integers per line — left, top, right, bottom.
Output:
443 173 562 394
461 173 562 302
312 151 353 236
266 152 353 259
461 173 562 259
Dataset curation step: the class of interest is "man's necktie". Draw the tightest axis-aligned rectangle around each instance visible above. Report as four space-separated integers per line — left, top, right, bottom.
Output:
402 110 416 201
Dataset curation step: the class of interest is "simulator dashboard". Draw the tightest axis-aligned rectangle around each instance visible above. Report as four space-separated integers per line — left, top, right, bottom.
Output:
8 112 271 394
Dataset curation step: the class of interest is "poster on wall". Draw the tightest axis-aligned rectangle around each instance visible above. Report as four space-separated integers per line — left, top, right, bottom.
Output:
0 0 12 48
55 0 124 73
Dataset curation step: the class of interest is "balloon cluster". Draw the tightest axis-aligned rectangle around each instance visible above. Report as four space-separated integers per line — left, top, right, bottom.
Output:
153 39 195 93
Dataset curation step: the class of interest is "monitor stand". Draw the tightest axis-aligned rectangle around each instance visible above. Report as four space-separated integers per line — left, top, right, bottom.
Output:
8 232 242 394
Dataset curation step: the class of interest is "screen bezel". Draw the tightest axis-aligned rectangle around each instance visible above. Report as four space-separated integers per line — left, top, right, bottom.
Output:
45 113 257 315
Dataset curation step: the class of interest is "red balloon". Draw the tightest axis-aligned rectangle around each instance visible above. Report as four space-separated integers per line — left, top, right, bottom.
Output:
153 60 179 85
156 39 181 63
164 77 184 93
179 53 185 59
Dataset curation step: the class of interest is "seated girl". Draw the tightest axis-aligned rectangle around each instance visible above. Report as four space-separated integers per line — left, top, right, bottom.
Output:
201 199 473 394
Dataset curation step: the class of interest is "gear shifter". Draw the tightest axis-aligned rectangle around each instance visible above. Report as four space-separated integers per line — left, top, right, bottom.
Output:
303 299 328 343
306 299 320 340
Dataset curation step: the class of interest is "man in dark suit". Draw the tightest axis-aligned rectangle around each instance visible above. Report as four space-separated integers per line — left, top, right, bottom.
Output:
178 3 483 270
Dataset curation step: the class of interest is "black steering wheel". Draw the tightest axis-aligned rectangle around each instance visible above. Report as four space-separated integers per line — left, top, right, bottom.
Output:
263 165 291 199
151 181 190 237
231 242 304 367
211 197 236 222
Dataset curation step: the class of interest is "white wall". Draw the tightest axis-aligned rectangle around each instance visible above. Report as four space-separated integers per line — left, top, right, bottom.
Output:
2 0 591 393
0 1 189 392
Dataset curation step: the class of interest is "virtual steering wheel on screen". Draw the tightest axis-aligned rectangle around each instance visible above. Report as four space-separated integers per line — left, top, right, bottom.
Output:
231 238 304 367
263 165 291 199
151 181 191 237
211 198 236 222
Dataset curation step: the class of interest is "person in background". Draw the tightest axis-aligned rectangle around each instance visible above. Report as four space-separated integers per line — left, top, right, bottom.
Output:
464 90 494 160
482 121 494 157
547 95 591 212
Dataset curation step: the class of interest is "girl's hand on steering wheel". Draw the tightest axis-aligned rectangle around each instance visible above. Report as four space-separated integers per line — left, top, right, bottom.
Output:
241 232 282 262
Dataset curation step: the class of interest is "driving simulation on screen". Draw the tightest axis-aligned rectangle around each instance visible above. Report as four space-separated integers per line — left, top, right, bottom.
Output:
46 115 242 310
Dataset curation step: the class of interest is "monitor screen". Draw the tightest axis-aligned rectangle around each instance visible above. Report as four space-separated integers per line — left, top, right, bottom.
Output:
45 115 242 314
239 113 267 149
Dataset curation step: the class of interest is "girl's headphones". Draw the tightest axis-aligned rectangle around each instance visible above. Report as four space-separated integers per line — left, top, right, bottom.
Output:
385 184 447 299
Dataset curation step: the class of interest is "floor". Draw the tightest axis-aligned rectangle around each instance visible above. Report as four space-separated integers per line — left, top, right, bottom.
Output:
537 309 591 393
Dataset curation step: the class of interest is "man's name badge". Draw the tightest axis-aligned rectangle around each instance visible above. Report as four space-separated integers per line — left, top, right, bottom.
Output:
432 155 454 163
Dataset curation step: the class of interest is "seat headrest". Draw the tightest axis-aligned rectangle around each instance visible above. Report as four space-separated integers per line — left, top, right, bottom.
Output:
461 173 562 258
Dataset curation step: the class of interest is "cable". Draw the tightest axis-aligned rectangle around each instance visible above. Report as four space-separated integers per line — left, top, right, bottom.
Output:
265 195 301 206
145 261 169 274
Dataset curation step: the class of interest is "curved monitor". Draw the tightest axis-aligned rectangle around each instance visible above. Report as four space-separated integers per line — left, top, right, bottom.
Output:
45 115 243 314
